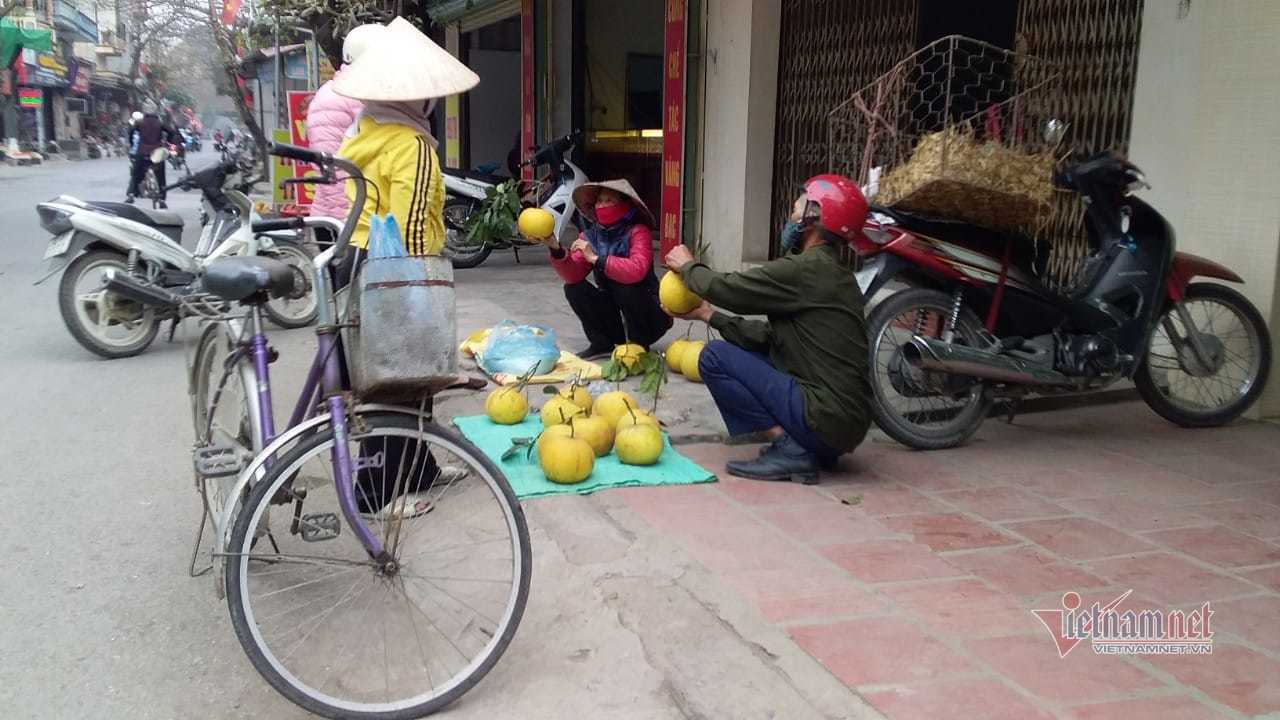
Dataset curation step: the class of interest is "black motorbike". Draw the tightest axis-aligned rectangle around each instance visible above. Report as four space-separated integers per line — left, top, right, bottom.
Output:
858 154 1273 449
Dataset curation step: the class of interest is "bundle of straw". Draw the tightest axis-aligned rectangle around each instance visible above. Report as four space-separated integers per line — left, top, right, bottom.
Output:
878 128 1055 233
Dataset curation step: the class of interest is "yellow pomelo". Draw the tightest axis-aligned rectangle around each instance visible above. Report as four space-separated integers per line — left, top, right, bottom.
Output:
615 410 660 433
680 341 705 382
559 384 593 413
612 343 645 371
615 424 664 466
540 396 584 427
537 423 574 460
659 272 701 314
570 415 614 457
485 387 528 425
666 339 691 372
540 435 595 484
517 207 555 239
594 390 638 427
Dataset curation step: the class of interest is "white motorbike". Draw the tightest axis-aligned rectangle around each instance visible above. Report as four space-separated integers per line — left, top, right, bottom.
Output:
442 131 588 268
35 160 317 358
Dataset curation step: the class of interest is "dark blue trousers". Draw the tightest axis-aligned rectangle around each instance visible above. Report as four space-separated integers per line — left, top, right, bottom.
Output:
698 340 837 459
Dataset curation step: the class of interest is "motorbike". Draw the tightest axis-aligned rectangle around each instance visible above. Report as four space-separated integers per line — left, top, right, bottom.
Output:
856 152 1272 449
35 158 318 359
441 131 589 269
166 141 187 171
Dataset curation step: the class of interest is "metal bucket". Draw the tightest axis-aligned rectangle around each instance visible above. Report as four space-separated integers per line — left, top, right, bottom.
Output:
347 255 458 401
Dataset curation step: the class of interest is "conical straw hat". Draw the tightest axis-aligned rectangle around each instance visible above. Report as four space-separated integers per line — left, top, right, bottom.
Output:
572 179 657 228
334 17 480 102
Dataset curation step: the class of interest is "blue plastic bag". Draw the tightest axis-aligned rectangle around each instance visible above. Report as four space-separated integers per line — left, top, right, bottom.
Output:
479 321 561 376
367 214 408 258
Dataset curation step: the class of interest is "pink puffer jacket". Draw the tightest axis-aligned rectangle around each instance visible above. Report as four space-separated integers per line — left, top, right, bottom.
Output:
305 73 363 220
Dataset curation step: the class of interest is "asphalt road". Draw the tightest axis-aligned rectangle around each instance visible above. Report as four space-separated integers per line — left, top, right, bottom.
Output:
0 153 319 718
0 154 875 720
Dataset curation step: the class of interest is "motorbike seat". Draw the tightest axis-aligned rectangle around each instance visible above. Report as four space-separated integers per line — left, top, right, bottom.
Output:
442 167 510 185
203 257 295 304
87 201 184 229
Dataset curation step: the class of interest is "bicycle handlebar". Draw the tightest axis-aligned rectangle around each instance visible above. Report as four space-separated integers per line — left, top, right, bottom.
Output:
268 141 328 166
252 217 307 233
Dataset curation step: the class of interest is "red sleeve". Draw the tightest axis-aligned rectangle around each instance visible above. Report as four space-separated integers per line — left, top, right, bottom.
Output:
602 225 653 285
549 244 592 284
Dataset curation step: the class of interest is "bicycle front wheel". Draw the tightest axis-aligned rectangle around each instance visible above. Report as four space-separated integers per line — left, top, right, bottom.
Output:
225 413 531 719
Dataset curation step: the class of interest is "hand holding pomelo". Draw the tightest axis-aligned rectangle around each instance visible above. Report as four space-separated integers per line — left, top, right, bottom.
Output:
517 207 555 240
659 272 702 314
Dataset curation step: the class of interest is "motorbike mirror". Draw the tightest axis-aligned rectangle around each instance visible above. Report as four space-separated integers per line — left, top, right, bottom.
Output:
1043 119 1069 146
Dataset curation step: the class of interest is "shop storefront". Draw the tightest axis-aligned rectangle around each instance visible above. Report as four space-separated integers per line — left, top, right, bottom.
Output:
20 48 70 148
432 0 697 258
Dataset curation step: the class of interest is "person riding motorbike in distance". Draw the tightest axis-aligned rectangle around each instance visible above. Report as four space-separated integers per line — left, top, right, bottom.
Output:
663 174 872 484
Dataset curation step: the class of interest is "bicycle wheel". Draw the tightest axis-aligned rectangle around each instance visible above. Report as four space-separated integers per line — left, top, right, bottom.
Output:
191 321 259 544
225 413 531 719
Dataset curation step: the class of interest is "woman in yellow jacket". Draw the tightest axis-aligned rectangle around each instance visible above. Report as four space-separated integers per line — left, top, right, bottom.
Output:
332 17 479 283
329 17 480 520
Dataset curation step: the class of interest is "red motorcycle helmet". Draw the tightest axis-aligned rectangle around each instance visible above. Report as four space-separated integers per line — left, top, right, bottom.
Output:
802 173 868 243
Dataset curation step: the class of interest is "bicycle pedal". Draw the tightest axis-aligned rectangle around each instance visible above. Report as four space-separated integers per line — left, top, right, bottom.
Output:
194 444 244 478
299 513 341 542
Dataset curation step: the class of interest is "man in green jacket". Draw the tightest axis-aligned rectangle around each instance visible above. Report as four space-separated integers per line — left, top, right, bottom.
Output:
664 174 871 484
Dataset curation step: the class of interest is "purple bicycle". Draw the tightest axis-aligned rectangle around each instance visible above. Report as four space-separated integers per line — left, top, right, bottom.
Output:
174 144 531 718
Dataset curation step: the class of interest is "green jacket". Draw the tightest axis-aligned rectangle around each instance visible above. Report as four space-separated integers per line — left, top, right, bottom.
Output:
680 244 871 452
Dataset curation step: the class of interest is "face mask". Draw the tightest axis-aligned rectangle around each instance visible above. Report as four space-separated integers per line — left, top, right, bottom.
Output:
779 221 805 254
595 203 629 227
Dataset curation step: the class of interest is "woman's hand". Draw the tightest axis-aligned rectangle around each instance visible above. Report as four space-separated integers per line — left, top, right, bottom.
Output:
665 245 695 272
571 238 598 264
666 299 714 324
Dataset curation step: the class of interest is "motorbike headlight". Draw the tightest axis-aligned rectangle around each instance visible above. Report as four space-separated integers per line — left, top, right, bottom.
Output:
37 203 73 235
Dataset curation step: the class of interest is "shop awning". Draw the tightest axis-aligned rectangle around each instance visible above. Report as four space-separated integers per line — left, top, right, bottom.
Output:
427 0 519 32
1 19 53 68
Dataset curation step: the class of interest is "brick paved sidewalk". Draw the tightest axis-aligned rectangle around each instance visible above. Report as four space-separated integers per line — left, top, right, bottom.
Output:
617 402 1280 719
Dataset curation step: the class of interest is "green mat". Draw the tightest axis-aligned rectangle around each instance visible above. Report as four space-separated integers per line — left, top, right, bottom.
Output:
454 415 716 499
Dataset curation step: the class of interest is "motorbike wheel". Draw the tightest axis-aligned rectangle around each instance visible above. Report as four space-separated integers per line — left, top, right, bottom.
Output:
867 288 993 450
57 250 161 359
261 240 319 329
442 197 492 269
1135 282 1272 427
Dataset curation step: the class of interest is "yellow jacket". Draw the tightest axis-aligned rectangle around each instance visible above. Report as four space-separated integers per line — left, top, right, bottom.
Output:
339 116 444 255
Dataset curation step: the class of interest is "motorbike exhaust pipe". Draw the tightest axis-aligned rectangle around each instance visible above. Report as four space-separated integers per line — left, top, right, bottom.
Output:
104 270 182 310
902 335 1068 386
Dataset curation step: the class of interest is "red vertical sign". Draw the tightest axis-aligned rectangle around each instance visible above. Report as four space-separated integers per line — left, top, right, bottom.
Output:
660 0 687 258
520 0 535 183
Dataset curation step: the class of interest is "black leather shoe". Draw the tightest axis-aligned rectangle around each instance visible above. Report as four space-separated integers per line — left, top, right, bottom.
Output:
157 200 168 209
124 195 135 204
727 435 819 484
576 344 613 361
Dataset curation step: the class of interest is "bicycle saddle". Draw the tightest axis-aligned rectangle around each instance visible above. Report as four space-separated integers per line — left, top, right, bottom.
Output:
204 256 296 303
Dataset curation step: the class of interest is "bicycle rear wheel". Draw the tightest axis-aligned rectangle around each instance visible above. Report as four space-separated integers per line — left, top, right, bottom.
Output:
225 413 531 719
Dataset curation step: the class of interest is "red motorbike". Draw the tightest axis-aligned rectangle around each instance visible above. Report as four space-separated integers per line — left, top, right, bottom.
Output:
853 153 1272 449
